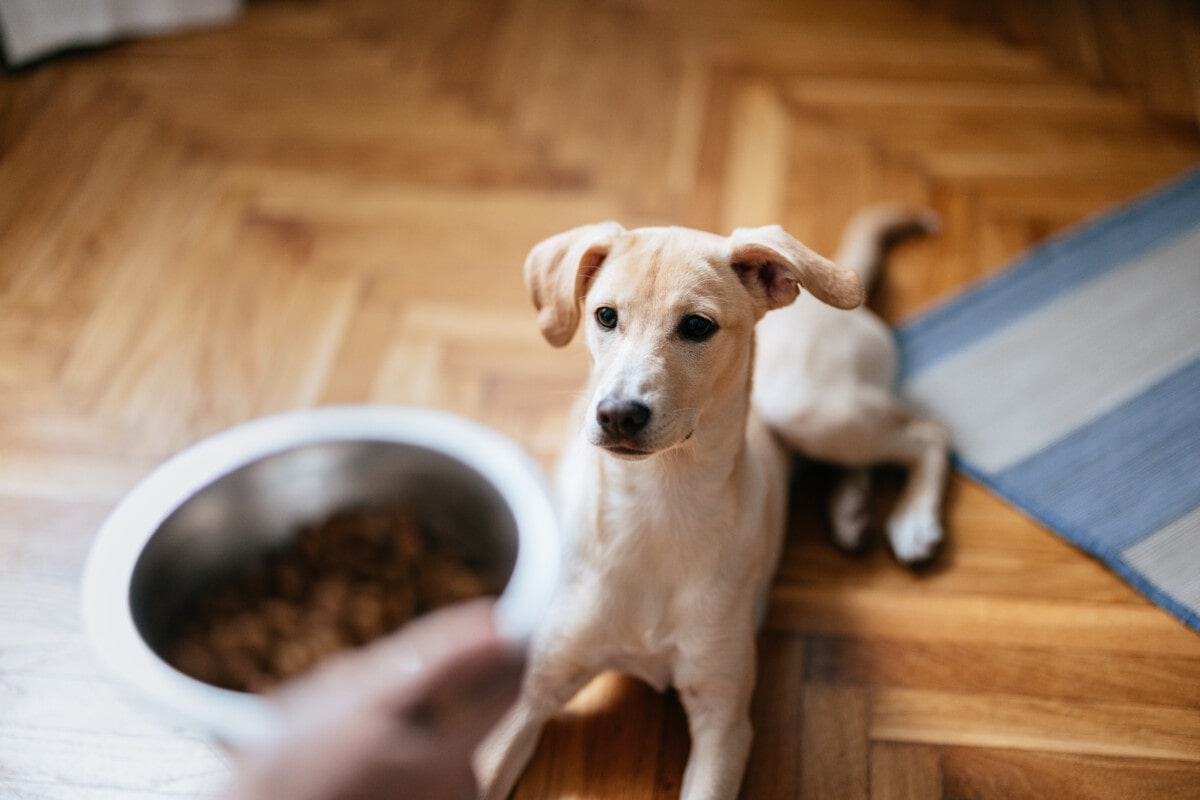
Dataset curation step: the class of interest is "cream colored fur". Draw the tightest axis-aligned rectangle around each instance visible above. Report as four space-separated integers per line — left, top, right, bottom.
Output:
476 208 948 800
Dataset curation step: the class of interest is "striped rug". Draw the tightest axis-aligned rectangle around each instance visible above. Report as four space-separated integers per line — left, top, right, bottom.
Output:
897 167 1200 634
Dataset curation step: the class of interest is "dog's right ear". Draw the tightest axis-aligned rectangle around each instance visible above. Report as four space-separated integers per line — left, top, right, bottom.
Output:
729 225 863 313
524 222 625 347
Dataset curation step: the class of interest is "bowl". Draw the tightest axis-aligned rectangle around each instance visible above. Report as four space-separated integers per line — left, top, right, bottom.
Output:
80 405 560 747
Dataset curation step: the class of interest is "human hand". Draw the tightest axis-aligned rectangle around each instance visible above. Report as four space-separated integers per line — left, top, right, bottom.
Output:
226 599 525 800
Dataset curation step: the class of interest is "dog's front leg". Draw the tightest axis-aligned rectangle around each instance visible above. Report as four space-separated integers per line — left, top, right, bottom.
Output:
676 640 756 800
474 646 597 800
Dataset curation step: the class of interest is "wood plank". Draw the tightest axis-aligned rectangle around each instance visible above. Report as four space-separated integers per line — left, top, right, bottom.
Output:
800 685 871 800
870 742 942 800
942 747 1200 800
0 780 220 800
922 0 1200 129
766 585 1200 657
0 728 228 796
871 687 1200 762
806 637 1200 708
720 79 793 229
740 633 806 799
0 576 109 678
0 496 112 580
0 452 154 503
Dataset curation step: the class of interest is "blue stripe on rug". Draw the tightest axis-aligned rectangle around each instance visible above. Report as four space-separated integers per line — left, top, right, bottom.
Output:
899 165 1200 381
991 355 1200 554
896 165 1200 634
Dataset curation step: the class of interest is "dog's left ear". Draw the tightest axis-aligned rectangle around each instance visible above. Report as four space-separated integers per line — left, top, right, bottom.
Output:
729 225 863 312
525 222 625 347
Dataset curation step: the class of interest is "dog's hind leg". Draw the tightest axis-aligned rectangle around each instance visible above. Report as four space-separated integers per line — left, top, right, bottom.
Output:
773 395 949 565
823 408 951 565
880 416 950 564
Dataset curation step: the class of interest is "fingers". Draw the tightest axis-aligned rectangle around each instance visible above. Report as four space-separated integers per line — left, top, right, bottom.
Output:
370 597 504 675
268 599 524 737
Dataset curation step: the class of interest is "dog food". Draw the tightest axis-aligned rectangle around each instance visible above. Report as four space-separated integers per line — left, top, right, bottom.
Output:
166 507 498 693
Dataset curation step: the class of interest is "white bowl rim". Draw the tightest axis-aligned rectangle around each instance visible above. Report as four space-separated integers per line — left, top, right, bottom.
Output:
80 404 560 747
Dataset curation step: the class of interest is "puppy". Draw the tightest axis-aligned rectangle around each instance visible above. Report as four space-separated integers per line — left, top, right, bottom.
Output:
476 209 948 800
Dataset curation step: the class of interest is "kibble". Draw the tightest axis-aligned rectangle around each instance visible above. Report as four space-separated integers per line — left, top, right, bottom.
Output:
166 507 498 692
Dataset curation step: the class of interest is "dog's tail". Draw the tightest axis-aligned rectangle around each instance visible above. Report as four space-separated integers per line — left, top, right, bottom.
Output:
835 205 940 290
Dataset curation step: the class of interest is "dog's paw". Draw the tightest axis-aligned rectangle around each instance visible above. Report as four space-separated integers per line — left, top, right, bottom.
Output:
886 511 943 565
832 505 870 552
830 469 871 551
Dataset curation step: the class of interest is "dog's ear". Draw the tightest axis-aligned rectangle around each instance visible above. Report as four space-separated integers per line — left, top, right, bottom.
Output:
729 225 863 312
524 222 625 347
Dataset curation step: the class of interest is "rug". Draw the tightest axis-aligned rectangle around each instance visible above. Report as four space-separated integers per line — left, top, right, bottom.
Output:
896 167 1200 634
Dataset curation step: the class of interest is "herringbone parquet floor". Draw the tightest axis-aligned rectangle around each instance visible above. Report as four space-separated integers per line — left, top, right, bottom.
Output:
3 1 1199 798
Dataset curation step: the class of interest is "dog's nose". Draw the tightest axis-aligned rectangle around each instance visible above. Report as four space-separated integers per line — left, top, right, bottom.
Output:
596 398 651 437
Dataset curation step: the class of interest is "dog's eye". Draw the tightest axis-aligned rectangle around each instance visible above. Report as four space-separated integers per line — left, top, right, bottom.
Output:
595 306 618 329
680 315 717 342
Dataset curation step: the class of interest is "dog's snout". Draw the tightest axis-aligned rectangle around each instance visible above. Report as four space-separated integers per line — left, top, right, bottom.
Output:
596 398 651 437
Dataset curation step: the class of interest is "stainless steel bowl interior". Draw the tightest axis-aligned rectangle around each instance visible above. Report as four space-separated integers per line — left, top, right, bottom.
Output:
128 439 519 666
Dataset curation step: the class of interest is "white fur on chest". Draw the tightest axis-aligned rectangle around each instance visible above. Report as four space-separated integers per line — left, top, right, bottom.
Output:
551 416 788 690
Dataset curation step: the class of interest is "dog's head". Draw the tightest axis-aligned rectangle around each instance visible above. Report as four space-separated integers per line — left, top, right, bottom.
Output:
525 223 862 460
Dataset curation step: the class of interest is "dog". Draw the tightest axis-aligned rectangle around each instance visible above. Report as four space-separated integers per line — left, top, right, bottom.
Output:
476 207 949 800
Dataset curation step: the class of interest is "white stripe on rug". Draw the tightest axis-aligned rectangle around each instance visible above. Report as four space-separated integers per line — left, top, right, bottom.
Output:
1124 508 1200 618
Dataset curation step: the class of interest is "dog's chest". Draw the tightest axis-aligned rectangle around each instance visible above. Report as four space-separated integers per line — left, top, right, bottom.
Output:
592 472 732 573
564 474 754 678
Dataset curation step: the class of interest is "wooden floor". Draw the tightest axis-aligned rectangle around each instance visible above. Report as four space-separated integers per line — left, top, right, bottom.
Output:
920 0 1200 131
3 0 1200 797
